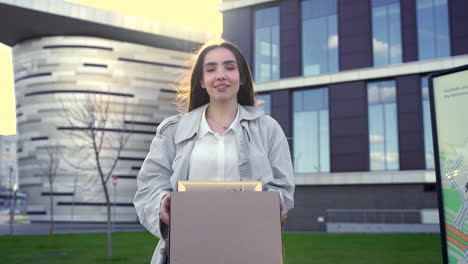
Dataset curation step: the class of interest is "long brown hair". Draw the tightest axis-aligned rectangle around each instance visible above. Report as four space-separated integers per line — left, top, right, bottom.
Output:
175 39 256 112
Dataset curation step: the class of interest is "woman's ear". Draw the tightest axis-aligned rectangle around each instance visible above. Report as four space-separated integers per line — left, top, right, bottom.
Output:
200 79 206 89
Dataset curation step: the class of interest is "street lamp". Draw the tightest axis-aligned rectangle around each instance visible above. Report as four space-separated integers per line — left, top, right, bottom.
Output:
9 166 14 235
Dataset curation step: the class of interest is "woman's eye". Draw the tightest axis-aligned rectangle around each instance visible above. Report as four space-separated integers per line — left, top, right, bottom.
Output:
206 68 215 72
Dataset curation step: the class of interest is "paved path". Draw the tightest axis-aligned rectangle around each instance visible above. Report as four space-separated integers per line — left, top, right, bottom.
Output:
0 222 146 235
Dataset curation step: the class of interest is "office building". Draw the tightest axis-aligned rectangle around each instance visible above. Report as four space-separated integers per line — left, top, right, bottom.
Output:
220 0 468 232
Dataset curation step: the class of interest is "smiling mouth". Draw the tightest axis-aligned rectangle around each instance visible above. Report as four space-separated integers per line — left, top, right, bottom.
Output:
214 85 229 91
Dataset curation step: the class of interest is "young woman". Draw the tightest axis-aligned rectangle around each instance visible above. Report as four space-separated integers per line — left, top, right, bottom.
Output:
133 39 294 264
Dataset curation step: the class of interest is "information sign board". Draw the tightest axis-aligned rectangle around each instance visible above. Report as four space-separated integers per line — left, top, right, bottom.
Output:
429 64 468 264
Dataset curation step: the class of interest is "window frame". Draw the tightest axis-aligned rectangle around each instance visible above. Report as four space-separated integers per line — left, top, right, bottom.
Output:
300 0 339 76
416 0 451 61
292 87 330 174
253 5 281 82
367 79 400 171
371 0 403 67
421 75 435 169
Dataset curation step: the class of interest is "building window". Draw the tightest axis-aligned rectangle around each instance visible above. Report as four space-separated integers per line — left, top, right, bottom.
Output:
301 0 338 76
371 0 402 67
254 6 280 82
416 0 450 60
293 88 330 173
256 93 271 116
421 76 435 169
368 80 399 170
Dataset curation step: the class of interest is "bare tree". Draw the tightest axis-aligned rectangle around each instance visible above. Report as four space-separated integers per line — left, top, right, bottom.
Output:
60 93 133 258
36 141 61 244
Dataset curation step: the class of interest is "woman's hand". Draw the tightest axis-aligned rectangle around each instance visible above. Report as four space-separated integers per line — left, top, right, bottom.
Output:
280 199 288 223
160 193 171 225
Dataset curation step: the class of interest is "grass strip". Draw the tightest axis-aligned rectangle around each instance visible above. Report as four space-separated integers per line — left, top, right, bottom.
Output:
0 232 443 264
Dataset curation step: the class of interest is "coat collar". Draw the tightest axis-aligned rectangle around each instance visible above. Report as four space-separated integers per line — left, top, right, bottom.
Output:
174 104 264 144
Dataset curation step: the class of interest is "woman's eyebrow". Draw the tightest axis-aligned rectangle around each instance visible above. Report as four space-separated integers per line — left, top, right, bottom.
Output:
204 60 237 67
223 60 237 65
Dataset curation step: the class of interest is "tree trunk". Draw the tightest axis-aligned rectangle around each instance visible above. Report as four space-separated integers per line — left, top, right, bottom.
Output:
71 177 77 224
107 202 113 258
49 180 54 245
102 181 113 258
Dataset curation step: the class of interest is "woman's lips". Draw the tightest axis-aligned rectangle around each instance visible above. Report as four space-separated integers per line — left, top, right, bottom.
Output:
214 85 229 91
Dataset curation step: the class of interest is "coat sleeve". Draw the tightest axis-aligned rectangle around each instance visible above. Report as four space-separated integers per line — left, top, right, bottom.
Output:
133 118 177 240
264 118 295 210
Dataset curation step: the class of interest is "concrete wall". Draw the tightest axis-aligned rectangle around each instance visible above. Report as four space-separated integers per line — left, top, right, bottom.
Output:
13 36 192 222
286 184 438 232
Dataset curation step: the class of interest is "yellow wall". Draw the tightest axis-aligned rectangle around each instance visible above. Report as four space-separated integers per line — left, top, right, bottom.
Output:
0 43 16 135
66 0 223 34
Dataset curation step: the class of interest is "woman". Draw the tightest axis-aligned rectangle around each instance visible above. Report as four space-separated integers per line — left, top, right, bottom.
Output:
133 39 294 264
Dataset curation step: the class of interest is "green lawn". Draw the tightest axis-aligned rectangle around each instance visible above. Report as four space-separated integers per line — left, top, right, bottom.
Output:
0 232 443 264
283 233 443 264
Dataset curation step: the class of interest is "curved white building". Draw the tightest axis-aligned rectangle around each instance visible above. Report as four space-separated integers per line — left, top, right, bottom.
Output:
1 0 217 222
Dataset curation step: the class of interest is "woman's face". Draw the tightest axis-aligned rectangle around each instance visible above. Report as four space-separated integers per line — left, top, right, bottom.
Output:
200 47 240 104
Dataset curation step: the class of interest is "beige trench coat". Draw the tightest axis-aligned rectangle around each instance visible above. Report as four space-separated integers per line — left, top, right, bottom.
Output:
133 104 295 264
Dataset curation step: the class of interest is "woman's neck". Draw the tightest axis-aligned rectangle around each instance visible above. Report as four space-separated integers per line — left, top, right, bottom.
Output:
206 100 238 125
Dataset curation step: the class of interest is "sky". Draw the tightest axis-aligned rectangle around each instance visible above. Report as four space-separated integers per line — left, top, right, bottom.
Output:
0 0 223 135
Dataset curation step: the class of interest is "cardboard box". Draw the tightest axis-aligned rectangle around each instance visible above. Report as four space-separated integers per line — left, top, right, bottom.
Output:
170 192 283 264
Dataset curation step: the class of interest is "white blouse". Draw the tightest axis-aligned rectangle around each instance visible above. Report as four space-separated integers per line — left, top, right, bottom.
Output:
188 105 241 181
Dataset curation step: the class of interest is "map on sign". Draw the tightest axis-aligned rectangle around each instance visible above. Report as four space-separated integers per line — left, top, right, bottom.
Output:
430 65 468 264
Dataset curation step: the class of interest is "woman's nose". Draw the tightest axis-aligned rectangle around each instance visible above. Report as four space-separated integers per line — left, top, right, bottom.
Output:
215 69 227 80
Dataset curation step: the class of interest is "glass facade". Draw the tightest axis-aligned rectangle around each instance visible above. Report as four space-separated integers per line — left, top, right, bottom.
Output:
254 6 280 82
293 88 330 173
246 0 453 174
256 93 271 116
368 80 399 170
301 0 338 76
421 76 435 169
371 0 402 67
416 0 450 60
